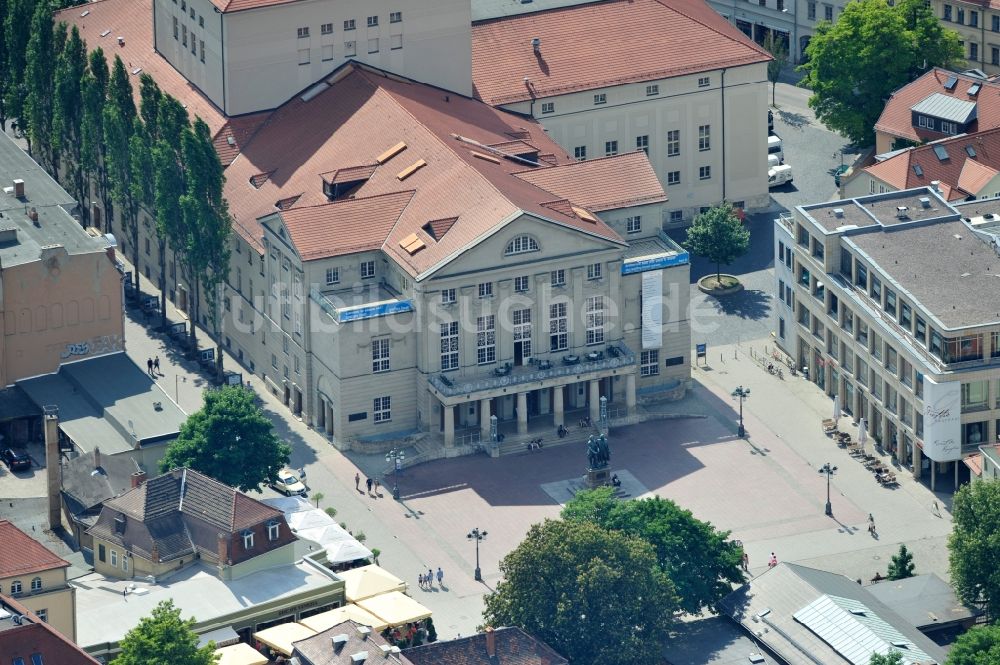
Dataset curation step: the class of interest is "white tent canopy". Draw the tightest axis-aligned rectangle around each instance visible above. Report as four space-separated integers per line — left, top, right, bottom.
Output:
339 564 407 602
253 623 317 656
214 643 268 665
198 625 240 648
357 591 432 627
264 498 373 564
298 604 388 632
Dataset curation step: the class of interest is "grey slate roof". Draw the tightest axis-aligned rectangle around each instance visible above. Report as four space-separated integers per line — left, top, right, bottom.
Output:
61 450 141 517
17 353 185 455
866 574 978 632
402 627 568 665
911 93 977 124
293 620 409 665
720 563 948 665
662 616 780 665
0 386 41 422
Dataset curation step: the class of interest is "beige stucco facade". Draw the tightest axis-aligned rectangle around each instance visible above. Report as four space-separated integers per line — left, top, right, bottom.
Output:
0 567 76 641
500 64 771 224
930 0 1000 75
153 0 473 116
708 0 847 62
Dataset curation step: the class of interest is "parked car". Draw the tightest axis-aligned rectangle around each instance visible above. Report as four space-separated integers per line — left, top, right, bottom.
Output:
768 164 794 188
269 469 307 496
834 164 850 187
767 134 784 164
1 448 31 472
768 109 774 133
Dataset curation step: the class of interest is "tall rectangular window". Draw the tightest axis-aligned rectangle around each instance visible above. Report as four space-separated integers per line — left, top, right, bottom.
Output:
367 15 379 26
372 338 390 373
574 146 587 160
173 17 178 39
440 322 459 370
344 19 356 30
477 315 496 364
321 22 333 34
667 130 680 156
360 260 375 278
297 26 310 38
513 309 532 358
551 269 566 286
478 282 493 298
605 140 618 156
441 288 456 304
636 135 649 154
699 166 712 180
626 216 641 234
587 262 602 280
390 11 402 22
698 124 711 151
808 2 816 19
586 296 605 345
373 396 391 423
641 350 659 376
550 303 568 351
667 171 680 185
325 267 339 285
199 40 205 62
514 275 529 292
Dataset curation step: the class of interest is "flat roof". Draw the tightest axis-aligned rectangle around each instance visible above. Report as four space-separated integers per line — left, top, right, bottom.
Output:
0 132 109 267
848 218 1000 329
73 557 342 650
661 616 781 665
866 574 978 631
17 353 185 455
802 190 955 233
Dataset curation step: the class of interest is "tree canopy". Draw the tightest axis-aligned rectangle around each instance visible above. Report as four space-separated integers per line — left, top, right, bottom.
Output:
483 519 677 665
887 543 915 581
869 651 904 665
684 203 750 283
799 0 962 146
762 33 788 108
562 487 743 614
113 600 218 665
945 623 1000 665
950 480 1000 619
160 385 290 492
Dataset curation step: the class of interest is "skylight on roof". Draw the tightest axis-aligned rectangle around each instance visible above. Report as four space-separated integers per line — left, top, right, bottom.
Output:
966 145 977 157
913 164 924 176
944 75 958 91
934 145 950 161
969 83 982 97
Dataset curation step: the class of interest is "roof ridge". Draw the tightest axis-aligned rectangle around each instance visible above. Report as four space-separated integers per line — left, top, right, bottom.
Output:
511 150 643 175
651 0 773 60
282 189 417 214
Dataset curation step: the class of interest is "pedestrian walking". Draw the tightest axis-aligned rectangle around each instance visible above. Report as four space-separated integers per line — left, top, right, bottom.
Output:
436 567 444 587
418 573 424 589
768 552 778 568
427 569 434 589
153 356 160 374
146 358 153 375
374 478 380 496
366 477 373 494
868 513 877 536
355 472 361 491
741 552 749 572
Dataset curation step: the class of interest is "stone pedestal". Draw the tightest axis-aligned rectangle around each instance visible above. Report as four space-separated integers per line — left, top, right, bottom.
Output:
585 468 611 489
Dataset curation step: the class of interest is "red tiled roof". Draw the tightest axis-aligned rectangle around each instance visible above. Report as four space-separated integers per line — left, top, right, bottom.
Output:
277 191 416 260
875 68 1000 143
0 521 69 579
224 64 626 275
56 0 270 166
513 151 667 211
0 596 101 665
471 0 771 106
864 127 1000 199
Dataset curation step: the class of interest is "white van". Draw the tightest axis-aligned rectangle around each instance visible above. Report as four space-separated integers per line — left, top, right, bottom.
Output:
768 164 793 188
767 134 784 164
767 154 781 168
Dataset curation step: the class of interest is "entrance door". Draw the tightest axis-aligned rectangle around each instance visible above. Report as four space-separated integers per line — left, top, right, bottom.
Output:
513 309 532 366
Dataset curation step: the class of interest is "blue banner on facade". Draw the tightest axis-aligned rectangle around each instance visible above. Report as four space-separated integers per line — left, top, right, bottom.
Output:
622 252 690 274
337 300 413 322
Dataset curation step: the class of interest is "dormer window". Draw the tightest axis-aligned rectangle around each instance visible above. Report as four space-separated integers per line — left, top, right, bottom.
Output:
242 530 254 549
268 521 280 541
505 235 539 256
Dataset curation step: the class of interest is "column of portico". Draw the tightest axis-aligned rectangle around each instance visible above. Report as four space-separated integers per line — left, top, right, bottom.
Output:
325 401 334 435
444 404 455 448
552 386 565 427
517 392 528 434
626 374 637 414
480 398 492 439
589 380 600 422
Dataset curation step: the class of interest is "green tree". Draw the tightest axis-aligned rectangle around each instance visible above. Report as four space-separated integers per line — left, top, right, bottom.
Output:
563 487 743 614
886 543 915 580
152 94 190 330
946 623 1000 665
139 74 162 139
4 0 35 134
483 519 677 665
950 480 1000 619
0 0 8 129
799 0 962 146
81 48 110 229
52 26 88 216
684 203 750 284
870 651 904 665
180 117 231 377
763 33 787 108
113 600 217 665
23 1 56 160
159 385 291 492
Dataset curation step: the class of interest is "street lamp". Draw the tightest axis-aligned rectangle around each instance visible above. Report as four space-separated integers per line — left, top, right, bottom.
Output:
731 386 750 438
599 395 608 425
490 414 498 442
818 463 837 517
385 448 405 501
468 527 488 582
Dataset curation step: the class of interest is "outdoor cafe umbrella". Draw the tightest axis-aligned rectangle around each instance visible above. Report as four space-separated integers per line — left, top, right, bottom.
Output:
833 395 841 422
214 643 268 665
858 417 869 454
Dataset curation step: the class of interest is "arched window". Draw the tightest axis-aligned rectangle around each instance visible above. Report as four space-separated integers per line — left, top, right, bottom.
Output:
505 235 539 256
30 577 41 591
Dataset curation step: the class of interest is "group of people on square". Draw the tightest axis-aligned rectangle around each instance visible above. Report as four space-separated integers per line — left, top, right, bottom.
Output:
418 567 444 590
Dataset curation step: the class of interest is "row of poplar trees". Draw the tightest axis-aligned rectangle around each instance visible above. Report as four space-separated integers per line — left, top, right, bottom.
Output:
1 0 231 374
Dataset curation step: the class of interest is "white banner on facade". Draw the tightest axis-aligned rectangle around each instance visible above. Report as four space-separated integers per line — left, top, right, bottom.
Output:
922 375 961 462
641 270 663 350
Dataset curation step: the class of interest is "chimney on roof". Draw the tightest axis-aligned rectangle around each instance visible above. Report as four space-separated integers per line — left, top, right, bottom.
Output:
217 532 230 567
131 471 147 488
931 179 942 193
485 626 496 657
28 207 38 223
93 446 101 470
151 542 160 564
117 36 125 47
12 179 24 199
357 626 371 641
532 37 541 54
45 410 61 531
